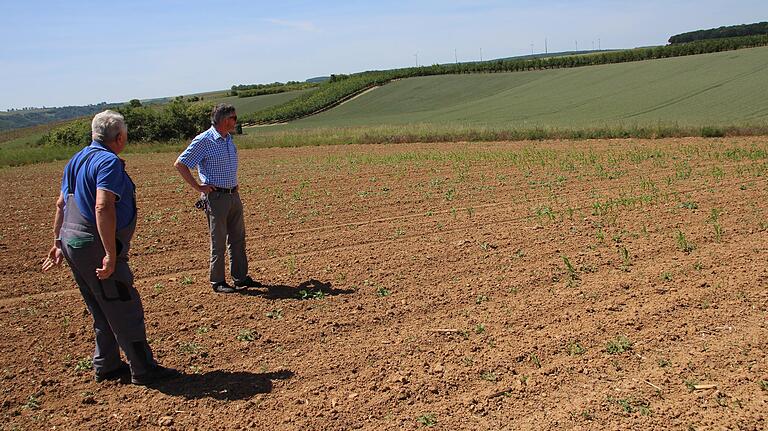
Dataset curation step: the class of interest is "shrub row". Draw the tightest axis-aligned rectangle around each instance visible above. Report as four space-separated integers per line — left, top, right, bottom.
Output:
230 81 319 97
40 99 212 146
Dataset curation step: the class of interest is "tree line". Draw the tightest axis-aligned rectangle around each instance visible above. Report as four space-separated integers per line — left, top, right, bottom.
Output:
669 22 768 44
241 34 768 125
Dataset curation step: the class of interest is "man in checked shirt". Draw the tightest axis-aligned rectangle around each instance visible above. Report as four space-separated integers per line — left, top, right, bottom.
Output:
174 103 262 294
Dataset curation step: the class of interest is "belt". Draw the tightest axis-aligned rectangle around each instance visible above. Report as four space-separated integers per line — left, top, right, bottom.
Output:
214 186 238 194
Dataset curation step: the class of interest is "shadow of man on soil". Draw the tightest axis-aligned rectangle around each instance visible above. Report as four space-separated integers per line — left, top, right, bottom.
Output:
148 369 294 400
238 278 355 300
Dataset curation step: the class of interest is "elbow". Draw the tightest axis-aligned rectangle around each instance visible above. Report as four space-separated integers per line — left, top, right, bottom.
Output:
94 201 113 215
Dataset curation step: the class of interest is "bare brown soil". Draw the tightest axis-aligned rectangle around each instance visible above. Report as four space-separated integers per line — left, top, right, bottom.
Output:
0 137 766 430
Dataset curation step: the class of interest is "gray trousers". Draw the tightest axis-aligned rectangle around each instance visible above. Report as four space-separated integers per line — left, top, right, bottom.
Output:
206 191 248 284
60 195 155 377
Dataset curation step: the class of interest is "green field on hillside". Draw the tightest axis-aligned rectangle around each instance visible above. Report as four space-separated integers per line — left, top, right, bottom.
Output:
262 46 768 131
202 89 312 115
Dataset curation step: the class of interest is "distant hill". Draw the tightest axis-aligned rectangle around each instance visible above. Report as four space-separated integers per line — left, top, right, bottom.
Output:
0 103 119 132
670 21 768 44
306 76 330 83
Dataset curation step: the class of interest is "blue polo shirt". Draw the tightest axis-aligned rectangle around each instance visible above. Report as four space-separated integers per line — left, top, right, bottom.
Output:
60 141 136 230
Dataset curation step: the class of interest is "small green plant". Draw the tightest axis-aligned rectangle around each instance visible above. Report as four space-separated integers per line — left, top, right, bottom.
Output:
180 275 194 285
153 283 165 293
562 255 579 285
475 295 489 304
657 358 670 368
568 341 586 356
759 380 768 392
676 230 695 253
74 357 93 372
22 394 40 410
711 166 724 180
605 336 633 354
297 288 326 300
608 396 650 415
596 229 605 242
444 188 455 201
196 325 210 334
376 286 391 297
580 410 594 420
679 201 698 210
178 341 202 355
709 208 723 242
535 205 556 221
474 324 486 334
619 246 631 268
284 255 297 274
236 329 256 342
266 309 283 319
693 261 703 271
480 371 498 382
416 413 437 427
685 378 699 392
530 352 542 368
661 271 673 281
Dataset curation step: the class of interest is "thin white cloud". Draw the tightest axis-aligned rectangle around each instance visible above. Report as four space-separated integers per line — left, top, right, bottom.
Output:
263 18 318 32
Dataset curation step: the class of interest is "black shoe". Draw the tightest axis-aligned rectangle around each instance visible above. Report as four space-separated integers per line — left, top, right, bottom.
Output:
94 362 130 382
131 365 181 386
234 276 262 289
212 282 237 293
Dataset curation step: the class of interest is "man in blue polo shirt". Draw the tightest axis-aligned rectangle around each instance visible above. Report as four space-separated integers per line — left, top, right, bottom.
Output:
174 103 261 294
43 110 179 385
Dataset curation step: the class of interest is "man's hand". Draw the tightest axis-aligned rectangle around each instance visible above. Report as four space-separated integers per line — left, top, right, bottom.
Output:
42 245 63 271
197 183 215 194
96 254 116 280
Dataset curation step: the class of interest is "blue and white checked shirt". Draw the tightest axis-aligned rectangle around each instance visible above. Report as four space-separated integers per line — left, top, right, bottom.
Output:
177 126 238 188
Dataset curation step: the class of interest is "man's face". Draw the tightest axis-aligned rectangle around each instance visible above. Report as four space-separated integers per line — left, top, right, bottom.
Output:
115 128 128 154
223 112 237 134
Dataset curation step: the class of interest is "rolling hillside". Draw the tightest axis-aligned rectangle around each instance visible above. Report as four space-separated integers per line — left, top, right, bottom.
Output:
274 46 768 130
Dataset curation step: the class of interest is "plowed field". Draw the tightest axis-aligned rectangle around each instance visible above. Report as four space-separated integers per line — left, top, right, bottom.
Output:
1 137 766 430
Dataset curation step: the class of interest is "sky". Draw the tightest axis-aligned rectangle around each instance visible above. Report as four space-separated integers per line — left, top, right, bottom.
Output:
1 0 766 110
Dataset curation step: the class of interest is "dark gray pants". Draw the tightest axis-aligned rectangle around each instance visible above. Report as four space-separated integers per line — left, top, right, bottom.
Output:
60 195 155 377
206 191 248 284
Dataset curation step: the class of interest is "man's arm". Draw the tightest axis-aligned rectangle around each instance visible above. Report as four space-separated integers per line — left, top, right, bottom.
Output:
95 189 117 279
42 192 65 271
174 159 214 193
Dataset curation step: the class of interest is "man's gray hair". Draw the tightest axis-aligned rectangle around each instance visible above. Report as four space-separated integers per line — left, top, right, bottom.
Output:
211 103 236 125
91 110 127 143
